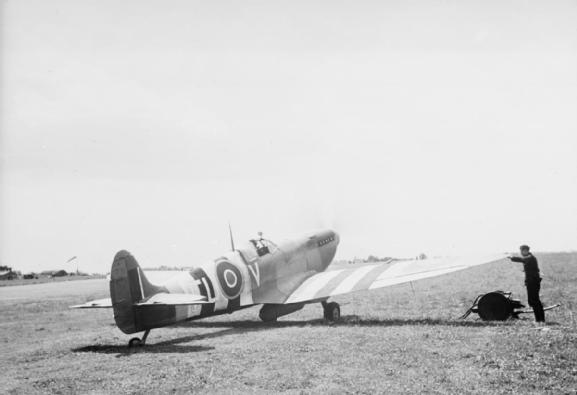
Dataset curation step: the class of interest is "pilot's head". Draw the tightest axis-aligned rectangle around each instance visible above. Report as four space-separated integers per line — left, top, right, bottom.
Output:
519 245 530 256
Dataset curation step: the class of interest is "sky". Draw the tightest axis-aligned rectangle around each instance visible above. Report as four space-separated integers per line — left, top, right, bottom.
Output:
1 0 576 274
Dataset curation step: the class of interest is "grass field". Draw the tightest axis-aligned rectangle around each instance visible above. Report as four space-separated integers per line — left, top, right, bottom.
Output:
1 253 576 394
0 276 105 288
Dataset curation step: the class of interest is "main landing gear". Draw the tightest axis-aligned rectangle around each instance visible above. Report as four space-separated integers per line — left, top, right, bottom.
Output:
322 301 341 323
128 329 150 348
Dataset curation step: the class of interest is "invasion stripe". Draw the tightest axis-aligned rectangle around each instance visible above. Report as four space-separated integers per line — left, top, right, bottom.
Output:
287 270 345 303
201 277 215 299
227 296 241 312
312 269 356 300
349 264 392 293
329 265 378 296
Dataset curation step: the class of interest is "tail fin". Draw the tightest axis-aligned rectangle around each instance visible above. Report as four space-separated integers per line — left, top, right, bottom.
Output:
109 250 167 334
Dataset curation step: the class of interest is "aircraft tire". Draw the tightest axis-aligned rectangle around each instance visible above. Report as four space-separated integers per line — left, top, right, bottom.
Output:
323 302 341 323
128 337 143 348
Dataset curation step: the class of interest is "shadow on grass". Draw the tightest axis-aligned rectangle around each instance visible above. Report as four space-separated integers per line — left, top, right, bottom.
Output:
72 326 261 356
72 316 517 356
73 342 214 357
179 315 514 329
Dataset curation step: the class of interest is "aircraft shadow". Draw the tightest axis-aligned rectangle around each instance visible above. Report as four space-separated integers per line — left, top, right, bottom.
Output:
72 316 522 355
72 343 214 357
179 315 511 330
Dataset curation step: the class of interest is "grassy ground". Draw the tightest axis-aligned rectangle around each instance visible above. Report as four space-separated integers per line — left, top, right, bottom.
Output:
0 276 105 288
1 253 576 394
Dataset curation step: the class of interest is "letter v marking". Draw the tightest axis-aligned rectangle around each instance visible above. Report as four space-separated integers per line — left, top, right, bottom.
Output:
248 260 260 287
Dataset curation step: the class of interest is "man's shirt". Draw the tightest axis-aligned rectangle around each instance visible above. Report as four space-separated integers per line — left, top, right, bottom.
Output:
511 253 541 282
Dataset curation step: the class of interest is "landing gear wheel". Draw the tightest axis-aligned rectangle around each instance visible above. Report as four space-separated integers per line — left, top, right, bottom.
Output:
128 337 143 348
323 302 341 323
128 329 150 348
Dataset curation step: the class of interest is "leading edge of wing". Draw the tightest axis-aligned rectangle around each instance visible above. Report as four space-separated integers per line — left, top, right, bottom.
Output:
284 253 507 304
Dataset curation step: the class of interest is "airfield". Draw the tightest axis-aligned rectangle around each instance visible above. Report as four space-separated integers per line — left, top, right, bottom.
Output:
1 253 576 394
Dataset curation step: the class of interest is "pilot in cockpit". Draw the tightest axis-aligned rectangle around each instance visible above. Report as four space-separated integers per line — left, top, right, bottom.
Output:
250 232 270 257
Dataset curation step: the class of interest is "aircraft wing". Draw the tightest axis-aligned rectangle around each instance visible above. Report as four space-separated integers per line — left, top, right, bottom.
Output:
70 298 113 308
283 254 507 304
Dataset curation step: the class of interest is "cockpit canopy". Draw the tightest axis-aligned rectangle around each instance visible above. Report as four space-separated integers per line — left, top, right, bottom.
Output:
249 238 275 257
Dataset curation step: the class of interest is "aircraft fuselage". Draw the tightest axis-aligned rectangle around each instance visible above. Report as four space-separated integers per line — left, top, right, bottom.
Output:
127 229 339 332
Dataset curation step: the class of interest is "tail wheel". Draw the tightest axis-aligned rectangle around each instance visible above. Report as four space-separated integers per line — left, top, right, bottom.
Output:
323 302 341 323
128 329 150 348
128 337 143 348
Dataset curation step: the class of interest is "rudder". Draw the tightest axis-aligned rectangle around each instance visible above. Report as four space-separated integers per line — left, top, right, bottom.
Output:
109 250 167 334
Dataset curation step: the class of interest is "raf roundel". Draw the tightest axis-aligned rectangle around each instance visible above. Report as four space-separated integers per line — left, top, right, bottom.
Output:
215 260 243 299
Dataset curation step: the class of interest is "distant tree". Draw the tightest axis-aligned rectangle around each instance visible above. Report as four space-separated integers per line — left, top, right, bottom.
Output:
0 265 12 272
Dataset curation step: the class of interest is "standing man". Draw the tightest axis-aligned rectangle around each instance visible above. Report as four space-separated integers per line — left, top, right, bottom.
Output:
508 245 545 323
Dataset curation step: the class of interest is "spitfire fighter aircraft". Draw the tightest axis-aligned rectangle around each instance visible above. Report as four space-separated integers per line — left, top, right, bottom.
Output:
73 229 505 347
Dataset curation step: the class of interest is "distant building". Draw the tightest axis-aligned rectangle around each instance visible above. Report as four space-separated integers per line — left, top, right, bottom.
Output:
51 270 68 277
0 270 18 280
39 270 68 277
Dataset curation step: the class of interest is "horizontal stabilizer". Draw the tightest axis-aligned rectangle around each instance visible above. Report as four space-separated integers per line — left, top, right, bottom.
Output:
70 298 113 308
135 293 209 306
70 293 209 308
